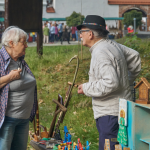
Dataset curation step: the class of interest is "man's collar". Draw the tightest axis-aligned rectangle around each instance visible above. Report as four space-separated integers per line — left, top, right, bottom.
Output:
89 39 104 53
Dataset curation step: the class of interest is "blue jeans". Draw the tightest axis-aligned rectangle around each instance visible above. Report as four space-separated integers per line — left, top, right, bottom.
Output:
50 34 55 42
0 116 29 150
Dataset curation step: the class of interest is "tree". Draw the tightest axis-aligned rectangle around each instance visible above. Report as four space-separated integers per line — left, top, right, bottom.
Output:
66 11 85 27
123 10 142 28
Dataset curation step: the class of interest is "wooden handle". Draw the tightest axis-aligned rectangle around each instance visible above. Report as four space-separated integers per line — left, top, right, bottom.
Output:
53 99 67 112
68 81 78 87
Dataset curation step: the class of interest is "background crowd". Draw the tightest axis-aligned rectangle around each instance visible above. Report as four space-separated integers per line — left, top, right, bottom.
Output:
42 21 79 44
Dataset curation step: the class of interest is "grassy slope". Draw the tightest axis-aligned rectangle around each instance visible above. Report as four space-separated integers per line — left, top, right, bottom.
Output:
26 45 99 149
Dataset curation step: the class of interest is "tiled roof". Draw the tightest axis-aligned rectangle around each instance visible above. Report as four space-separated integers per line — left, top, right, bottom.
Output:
46 7 55 13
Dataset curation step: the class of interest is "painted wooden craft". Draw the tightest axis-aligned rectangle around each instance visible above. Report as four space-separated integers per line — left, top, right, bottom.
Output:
134 77 150 104
117 99 128 145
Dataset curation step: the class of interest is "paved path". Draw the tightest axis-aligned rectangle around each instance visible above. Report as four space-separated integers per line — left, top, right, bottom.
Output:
28 41 81 47
0 41 81 47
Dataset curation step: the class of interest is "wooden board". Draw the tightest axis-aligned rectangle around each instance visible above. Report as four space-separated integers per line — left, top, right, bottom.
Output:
5 0 42 32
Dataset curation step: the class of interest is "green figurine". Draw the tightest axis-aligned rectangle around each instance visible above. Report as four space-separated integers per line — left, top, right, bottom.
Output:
117 109 128 145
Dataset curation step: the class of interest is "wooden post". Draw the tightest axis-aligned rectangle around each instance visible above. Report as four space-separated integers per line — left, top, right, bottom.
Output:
4 0 9 28
5 0 43 55
37 0 43 55
81 40 83 61
37 30 43 56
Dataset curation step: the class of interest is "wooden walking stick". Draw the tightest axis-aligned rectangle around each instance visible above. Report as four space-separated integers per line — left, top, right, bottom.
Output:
32 102 40 142
48 94 67 138
53 55 79 137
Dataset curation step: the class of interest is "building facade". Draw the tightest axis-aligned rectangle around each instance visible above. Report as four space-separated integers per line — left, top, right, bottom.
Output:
43 0 150 31
0 0 150 30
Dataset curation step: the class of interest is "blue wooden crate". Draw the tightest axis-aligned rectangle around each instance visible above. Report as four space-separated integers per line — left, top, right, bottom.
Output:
122 101 150 150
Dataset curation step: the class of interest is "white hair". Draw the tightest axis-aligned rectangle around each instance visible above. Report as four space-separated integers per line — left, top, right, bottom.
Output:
2 26 28 47
90 29 108 39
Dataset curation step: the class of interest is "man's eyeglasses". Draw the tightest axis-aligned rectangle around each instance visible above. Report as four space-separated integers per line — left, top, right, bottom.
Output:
79 30 90 34
19 41 28 46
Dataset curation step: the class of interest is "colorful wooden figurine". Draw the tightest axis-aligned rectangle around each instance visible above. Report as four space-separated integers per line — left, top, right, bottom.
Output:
115 144 122 150
123 148 130 150
68 145 70 150
75 145 78 150
58 145 61 150
86 141 90 150
73 142 77 150
105 139 110 150
134 77 150 104
65 146 68 150
117 109 128 145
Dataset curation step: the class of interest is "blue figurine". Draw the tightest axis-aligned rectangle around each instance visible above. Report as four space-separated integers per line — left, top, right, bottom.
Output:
65 146 68 150
64 126 68 143
75 145 78 150
86 141 90 150
67 134 71 142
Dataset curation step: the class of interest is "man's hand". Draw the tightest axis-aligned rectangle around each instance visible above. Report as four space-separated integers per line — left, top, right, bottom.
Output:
78 84 84 94
8 69 22 82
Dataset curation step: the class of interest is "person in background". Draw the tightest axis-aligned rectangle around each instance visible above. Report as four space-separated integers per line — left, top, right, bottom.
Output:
106 24 109 31
71 26 76 41
42 22 45 29
127 25 134 33
32 32 35 42
0 26 37 150
58 22 63 44
75 26 78 41
47 21 52 43
55 23 58 42
50 24 55 44
66 26 71 44
77 15 141 150
43 24 49 44
35 32 37 42
62 25 68 44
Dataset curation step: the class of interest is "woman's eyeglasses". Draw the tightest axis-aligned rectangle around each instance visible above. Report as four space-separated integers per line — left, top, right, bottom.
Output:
19 41 28 46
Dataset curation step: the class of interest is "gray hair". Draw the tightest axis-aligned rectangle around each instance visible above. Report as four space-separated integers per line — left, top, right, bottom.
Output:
2 26 28 47
90 28 108 39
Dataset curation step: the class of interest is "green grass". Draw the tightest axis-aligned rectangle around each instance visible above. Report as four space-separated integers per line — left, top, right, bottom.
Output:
26 45 99 150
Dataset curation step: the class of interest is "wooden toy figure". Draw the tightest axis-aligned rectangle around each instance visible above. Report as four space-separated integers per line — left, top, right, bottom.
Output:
117 109 127 145
115 144 122 150
68 145 70 150
58 145 61 150
104 139 110 150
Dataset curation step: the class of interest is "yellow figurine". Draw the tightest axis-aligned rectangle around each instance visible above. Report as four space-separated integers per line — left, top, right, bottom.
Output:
58 145 61 150
68 144 70 150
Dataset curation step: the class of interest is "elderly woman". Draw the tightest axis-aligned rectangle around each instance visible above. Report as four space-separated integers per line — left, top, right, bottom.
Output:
0 26 37 150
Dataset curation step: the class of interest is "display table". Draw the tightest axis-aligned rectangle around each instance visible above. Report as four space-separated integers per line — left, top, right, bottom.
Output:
123 101 150 150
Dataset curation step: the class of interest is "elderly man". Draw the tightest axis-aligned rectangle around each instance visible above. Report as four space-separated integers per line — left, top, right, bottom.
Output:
77 15 141 150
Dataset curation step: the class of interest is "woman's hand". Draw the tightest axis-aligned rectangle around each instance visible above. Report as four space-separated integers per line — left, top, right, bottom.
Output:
0 69 22 89
9 69 22 82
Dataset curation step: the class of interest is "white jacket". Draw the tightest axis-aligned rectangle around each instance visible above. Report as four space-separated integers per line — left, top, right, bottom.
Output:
83 39 141 119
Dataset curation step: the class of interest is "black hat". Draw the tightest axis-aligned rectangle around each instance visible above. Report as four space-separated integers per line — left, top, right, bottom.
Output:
77 15 109 33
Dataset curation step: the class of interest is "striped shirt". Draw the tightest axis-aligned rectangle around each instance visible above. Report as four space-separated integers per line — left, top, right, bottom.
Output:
0 46 37 128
